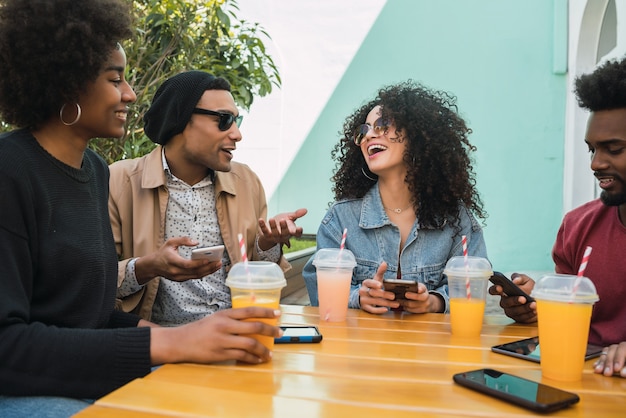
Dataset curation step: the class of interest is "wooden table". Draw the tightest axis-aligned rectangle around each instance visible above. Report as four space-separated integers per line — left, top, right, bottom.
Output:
75 305 626 417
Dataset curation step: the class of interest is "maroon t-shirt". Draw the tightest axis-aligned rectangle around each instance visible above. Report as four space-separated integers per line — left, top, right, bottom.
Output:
552 199 626 346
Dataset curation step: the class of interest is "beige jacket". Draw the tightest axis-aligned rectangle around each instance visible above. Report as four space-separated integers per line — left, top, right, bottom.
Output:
108 146 290 320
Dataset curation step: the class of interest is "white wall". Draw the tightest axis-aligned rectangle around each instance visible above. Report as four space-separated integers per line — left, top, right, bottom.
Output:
564 0 626 213
235 0 386 202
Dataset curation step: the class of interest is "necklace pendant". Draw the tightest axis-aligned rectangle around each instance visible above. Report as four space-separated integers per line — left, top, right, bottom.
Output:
393 208 402 213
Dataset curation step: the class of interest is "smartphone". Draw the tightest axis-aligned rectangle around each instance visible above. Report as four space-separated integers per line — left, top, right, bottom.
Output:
382 279 419 301
275 326 323 344
491 336 604 363
453 368 580 413
190 245 225 262
489 271 535 303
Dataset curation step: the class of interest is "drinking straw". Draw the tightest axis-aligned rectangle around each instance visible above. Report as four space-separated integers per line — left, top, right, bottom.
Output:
238 233 254 301
576 246 592 277
572 246 592 298
462 235 471 299
238 233 248 264
326 228 348 321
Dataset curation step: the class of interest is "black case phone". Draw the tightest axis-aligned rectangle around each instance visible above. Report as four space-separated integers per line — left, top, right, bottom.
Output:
382 279 418 301
275 326 323 344
491 336 604 363
489 271 535 303
453 368 580 413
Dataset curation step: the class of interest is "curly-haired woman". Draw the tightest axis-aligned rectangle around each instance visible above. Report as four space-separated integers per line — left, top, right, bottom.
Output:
303 80 488 315
0 1 280 415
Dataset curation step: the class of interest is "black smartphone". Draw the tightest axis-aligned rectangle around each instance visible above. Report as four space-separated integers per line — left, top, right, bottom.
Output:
382 279 418 301
489 271 535 303
453 368 580 413
275 326 323 344
491 336 604 363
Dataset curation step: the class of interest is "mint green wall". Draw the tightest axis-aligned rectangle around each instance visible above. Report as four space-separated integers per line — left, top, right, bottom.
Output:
271 0 566 272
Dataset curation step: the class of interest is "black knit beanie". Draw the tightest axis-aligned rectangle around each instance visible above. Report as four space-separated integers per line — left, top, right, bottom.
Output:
144 71 217 145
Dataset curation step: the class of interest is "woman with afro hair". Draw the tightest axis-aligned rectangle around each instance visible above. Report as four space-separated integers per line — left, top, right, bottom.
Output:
303 80 488 315
0 1 281 415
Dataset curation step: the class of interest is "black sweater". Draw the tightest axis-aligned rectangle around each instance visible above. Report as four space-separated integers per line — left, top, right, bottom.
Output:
0 130 150 398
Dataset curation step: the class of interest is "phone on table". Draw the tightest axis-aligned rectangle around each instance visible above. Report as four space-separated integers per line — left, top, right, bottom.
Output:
382 279 419 301
453 368 580 413
190 244 225 262
489 271 535 303
491 336 604 363
275 326 323 344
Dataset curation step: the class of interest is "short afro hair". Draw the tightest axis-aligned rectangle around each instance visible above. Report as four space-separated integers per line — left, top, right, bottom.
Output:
574 56 626 112
0 0 133 129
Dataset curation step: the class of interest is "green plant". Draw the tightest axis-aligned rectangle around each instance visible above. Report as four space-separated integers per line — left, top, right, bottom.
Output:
284 237 317 254
0 0 281 163
93 0 281 163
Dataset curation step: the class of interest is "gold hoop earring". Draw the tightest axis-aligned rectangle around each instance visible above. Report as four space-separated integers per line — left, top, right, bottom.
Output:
60 103 82 126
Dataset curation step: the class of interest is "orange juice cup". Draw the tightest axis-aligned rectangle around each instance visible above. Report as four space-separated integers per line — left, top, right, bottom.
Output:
225 261 286 351
444 256 493 337
313 248 356 322
531 274 599 381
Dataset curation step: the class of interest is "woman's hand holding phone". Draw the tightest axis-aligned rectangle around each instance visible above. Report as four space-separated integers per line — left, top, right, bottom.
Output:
359 262 401 314
384 279 441 313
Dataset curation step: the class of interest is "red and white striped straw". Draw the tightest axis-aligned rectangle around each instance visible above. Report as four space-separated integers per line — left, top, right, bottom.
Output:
238 233 254 297
238 233 248 263
340 228 347 250
462 235 471 299
572 246 592 299
462 235 468 260
577 246 592 277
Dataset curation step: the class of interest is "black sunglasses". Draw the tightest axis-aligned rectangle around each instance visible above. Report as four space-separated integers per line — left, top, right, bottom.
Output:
192 108 243 131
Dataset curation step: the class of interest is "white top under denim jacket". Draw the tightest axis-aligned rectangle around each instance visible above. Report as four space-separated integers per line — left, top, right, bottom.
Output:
302 184 488 313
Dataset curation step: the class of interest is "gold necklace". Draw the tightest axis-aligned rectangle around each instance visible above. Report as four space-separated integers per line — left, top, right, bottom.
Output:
383 203 412 214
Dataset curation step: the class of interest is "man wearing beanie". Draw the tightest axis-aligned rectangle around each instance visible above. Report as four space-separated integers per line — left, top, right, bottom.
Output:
109 70 307 325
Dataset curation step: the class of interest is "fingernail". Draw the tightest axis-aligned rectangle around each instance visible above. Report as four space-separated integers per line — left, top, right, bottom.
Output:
273 309 282 316
605 367 612 374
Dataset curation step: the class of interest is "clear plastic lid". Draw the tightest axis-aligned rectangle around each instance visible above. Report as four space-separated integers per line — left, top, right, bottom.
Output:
225 261 286 290
443 256 493 278
531 274 599 304
312 248 357 269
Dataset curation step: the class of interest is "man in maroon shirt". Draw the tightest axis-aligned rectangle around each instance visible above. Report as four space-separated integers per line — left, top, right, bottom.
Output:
489 56 626 379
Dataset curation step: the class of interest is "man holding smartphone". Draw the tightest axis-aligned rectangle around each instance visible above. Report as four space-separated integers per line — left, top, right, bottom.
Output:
489 57 626 379
109 71 307 326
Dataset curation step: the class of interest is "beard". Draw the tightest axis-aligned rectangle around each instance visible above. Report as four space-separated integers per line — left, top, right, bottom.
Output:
600 178 626 206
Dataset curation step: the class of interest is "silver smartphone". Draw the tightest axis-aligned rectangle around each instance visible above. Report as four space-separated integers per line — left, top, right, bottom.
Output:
190 245 225 262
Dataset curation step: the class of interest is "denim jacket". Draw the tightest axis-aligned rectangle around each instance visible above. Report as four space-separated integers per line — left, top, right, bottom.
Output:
303 184 488 313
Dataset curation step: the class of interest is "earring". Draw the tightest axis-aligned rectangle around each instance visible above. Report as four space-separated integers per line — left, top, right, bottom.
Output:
361 166 377 181
60 103 82 126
